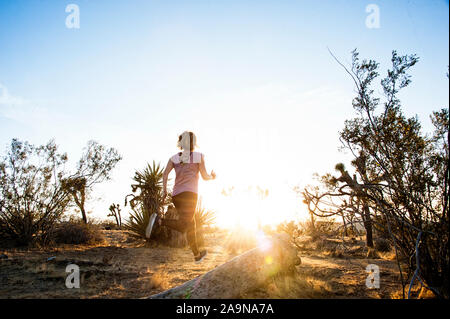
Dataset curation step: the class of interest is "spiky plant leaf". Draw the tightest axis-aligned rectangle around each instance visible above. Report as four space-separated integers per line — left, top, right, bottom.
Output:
124 161 166 239
194 198 216 228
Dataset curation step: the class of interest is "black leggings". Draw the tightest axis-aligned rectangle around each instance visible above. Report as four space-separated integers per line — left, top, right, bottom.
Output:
162 192 204 256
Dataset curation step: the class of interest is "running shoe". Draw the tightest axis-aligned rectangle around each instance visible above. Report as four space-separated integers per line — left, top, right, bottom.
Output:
194 250 208 263
145 213 157 239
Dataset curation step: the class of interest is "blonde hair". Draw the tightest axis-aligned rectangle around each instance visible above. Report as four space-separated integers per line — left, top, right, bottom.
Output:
177 131 197 163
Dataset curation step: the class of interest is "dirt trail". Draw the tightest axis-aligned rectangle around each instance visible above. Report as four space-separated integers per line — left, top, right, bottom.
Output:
0 230 232 298
0 230 402 298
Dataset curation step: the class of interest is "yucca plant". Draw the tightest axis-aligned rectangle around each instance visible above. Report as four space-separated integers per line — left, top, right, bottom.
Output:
123 161 168 239
194 198 216 228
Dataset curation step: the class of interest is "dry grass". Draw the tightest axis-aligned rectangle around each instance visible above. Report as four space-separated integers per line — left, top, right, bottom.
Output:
223 227 257 255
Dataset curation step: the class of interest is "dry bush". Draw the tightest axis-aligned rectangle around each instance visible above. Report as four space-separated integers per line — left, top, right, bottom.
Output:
298 221 315 236
275 221 302 250
366 247 380 259
375 237 391 252
53 221 104 245
147 270 169 290
224 228 257 255
314 238 336 252
315 220 340 237
337 223 360 238
299 219 340 240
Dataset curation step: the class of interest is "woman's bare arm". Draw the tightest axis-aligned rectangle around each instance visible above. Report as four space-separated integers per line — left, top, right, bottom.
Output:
163 159 174 196
199 154 216 180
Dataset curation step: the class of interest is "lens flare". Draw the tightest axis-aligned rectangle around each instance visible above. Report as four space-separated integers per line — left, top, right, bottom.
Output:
256 230 272 252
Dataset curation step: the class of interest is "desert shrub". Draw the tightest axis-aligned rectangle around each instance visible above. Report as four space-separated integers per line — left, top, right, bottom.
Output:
123 162 167 240
53 221 104 245
375 237 391 252
276 221 300 237
299 219 340 239
310 237 347 258
315 220 339 237
337 221 361 238
372 215 393 240
276 220 302 250
0 139 71 245
297 221 312 235
366 247 380 259
194 199 216 228
224 228 257 254
313 238 326 250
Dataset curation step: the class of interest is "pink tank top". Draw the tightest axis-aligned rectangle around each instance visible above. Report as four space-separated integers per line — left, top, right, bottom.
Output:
170 152 203 196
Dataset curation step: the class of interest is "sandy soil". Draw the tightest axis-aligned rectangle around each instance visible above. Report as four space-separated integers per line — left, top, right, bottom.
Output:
0 230 405 299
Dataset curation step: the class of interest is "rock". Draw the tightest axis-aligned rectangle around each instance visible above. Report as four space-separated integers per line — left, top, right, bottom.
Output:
148 233 301 299
164 206 187 248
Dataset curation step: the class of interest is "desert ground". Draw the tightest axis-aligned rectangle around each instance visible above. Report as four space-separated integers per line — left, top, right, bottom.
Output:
0 229 412 299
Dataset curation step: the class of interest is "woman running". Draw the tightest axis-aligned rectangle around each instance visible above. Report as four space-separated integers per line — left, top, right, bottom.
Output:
146 131 216 263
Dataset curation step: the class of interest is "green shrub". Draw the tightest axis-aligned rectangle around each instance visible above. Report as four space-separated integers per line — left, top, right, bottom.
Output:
0 139 71 246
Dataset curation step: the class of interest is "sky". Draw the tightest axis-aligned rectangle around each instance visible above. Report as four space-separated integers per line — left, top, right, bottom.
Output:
0 0 449 228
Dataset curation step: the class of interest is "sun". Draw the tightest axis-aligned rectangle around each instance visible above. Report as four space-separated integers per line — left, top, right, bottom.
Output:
199 182 306 232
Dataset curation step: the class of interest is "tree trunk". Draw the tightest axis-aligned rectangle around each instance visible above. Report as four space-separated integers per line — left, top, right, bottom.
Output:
363 203 374 248
309 209 316 232
72 190 88 224
80 207 87 224
148 234 301 299
342 215 348 237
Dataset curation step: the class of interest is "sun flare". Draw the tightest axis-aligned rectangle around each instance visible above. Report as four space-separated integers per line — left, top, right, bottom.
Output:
199 182 305 232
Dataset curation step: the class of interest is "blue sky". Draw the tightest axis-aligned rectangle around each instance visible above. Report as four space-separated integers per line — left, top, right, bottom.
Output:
0 0 448 226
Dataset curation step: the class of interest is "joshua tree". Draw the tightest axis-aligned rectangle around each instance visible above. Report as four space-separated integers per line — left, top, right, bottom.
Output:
305 49 449 298
62 140 122 223
108 203 122 229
